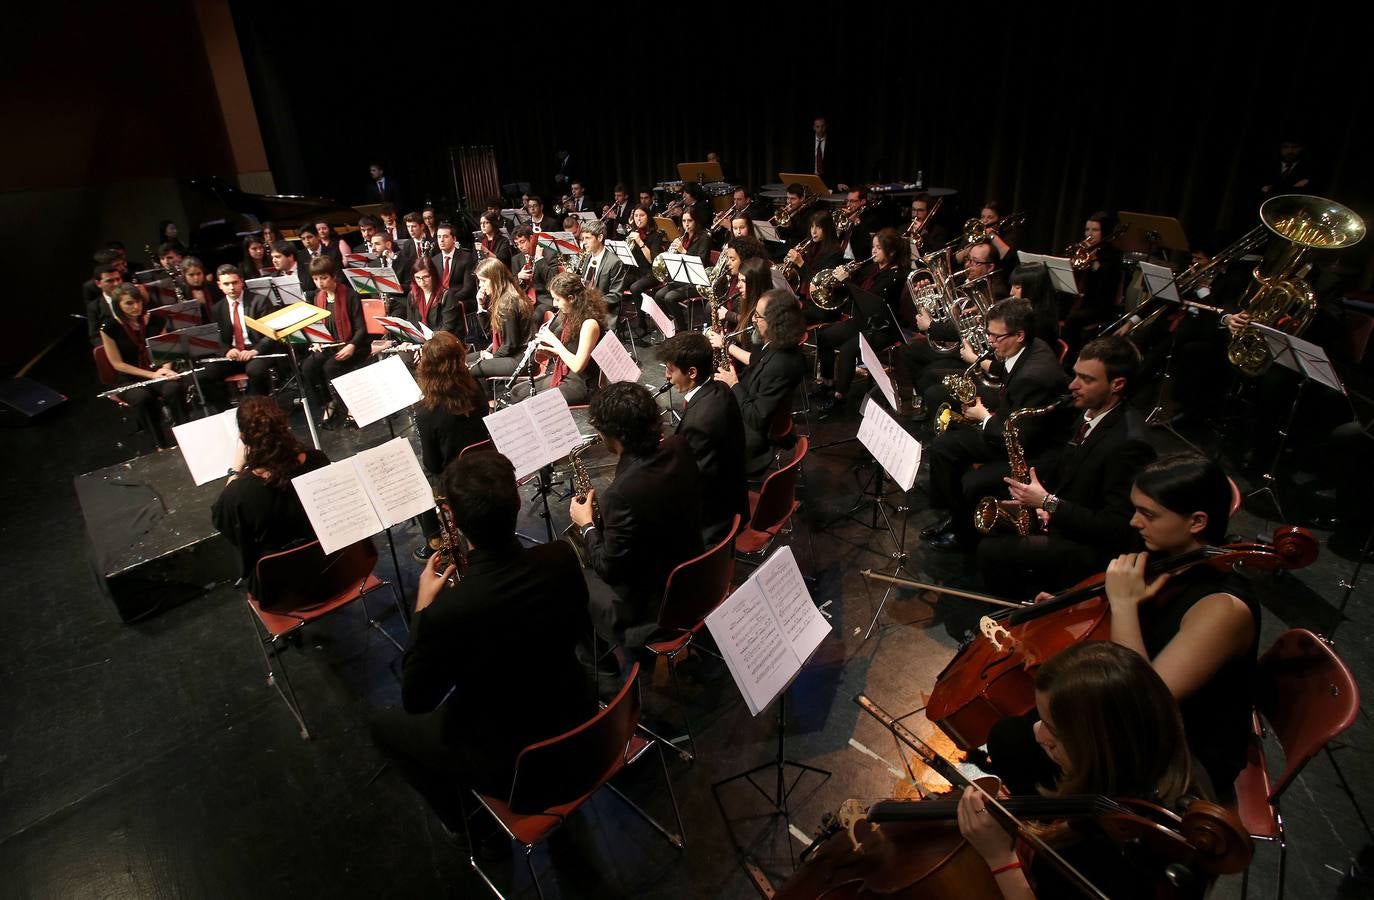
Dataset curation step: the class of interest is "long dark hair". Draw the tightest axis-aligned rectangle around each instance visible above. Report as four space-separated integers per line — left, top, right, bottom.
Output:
237 396 306 489
548 271 608 342
1133 453 1233 544
417 331 484 416
808 209 842 260
738 257 772 330
240 236 268 277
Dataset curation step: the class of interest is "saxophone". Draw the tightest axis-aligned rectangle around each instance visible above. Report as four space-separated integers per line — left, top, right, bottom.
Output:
973 395 1073 537
561 436 602 567
700 245 731 303
431 495 463 586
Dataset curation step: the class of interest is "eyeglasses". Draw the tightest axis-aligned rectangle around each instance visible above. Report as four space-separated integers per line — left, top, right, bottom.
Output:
985 330 1017 343
750 311 765 322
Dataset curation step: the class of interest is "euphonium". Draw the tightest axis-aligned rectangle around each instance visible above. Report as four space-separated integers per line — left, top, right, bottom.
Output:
431 495 463 586
973 395 1073 537
810 255 872 311
561 436 602 567
1227 194 1365 376
564 250 589 276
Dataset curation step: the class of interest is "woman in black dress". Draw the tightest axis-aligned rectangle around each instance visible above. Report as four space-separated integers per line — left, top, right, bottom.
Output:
302 257 370 428
791 210 846 321
412 331 490 559
212 396 330 598
517 271 607 404
99 284 189 449
1009 260 1062 351
468 257 535 387
651 206 714 331
623 205 665 297
476 212 514 269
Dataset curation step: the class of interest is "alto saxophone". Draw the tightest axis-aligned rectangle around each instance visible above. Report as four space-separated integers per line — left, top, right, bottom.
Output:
973 395 1073 537
561 436 602 567
431 495 463 586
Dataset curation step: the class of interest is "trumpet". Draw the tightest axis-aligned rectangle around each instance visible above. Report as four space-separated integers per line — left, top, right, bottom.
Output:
711 202 744 232
771 193 818 229
1066 223 1126 271
903 196 943 251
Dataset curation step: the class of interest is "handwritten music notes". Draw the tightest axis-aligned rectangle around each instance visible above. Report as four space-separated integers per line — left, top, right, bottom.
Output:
705 547 830 716
483 389 583 479
291 437 434 554
858 332 899 411
329 355 423 428
172 408 242 486
857 396 922 492
590 332 642 385
641 293 676 337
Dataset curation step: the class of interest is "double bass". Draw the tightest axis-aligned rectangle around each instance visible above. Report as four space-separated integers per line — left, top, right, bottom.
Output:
863 528 1319 752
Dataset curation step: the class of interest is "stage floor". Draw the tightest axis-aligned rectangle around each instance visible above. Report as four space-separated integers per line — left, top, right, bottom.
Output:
2 330 1370 899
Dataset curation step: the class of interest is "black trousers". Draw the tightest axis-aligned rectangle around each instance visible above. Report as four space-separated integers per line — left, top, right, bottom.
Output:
816 322 896 397
119 379 188 448
300 345 367 412
927 427 1009 543
201 357 277 411
653 283 700 331
368 706 495 831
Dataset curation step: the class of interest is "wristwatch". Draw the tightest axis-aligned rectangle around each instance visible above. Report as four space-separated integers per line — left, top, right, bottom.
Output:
1042 494 1060 513
580 523 597 539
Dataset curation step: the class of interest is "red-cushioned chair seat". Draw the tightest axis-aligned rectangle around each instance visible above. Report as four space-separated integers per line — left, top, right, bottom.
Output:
224 373 249 386
248 573 385 636
645 623 702 657
1233 713 1279 839
477 734 652 845
737 489 799 554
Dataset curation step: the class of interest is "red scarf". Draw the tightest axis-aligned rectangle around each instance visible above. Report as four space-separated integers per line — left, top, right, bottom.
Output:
316 283 353 342
412 285 434 324
549 316 579 387
120 315 152 369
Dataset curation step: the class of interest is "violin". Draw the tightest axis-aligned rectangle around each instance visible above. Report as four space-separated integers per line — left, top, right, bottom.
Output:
774 695 1253 900
918 528 1318 751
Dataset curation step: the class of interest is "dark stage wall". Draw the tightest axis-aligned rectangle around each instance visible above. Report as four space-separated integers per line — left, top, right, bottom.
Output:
231 2 1374 266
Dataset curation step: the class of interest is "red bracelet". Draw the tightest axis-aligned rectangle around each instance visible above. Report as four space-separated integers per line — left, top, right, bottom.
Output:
990 859 1023 875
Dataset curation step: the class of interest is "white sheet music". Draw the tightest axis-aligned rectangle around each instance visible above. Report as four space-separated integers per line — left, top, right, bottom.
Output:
329 355 423 428
261 302 319 331
857 397 922 492
754 222 781 243
483 389 583 479
292 462 385 555
269 274 307 305
172 408 242 486
706 547 830 717
355 437 436 527
1017 251 1080 295
1252 323 1347 395
858 333 898 411
604 240 638 267
641 293 676 337
590 332 642 385
1138 261 1180 302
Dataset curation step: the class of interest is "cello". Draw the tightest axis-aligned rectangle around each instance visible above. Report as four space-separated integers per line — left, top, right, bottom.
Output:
864 527 1319 752
774 695 1253 899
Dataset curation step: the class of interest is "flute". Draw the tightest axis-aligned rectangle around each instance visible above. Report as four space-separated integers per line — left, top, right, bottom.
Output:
198 353 288 364
98 367 206 398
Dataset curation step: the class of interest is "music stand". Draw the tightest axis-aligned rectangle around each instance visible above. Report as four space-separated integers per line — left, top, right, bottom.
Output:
1118 211 1190 256
147 324 221 417
777 173 832 198
677 160 724 185
654 217 682 240
245 302 334 450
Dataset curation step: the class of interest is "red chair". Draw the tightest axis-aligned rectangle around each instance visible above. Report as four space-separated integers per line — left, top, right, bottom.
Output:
465 663 684 897
460 439 494 458
362 298 387 336
642 516 740 761
1229 476 1243 518
738 437 808 564
1056 338 1070 364
92 346 132 410
244 538 406 740
1233 629 1361 899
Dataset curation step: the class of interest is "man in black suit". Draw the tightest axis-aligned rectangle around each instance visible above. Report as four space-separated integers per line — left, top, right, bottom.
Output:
525 196 560 234
269 240 313 298
566 180 593 213
368 231 415 312
925 297 1071 551
367 162 401 206
371 451 594 828
715 290 807 475
570 382 704 653
976 336 1155 595
296 223 330 267
402 211 434 260
86 262 125 345
577 220 628 321
807 116 848 190
661 332 749 544
200 265 280 409
511 225 560 320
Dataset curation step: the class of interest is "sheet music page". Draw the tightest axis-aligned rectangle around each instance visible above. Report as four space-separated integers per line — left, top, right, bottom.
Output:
1138 261 1181 302
859 333 898 411
292 460 384 555
329 355 423 428
590 332 642 385
270 275 307 304
705 578 794 717
641 293 677 337
756 546 831 656
484 402 547 479
354 437 436 528
262 302 319 331
172 408 241 486
857 399 922 492
524 388 583 459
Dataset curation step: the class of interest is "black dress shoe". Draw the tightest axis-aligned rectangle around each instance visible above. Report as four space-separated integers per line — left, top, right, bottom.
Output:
926 530 969 552
920 516 953 540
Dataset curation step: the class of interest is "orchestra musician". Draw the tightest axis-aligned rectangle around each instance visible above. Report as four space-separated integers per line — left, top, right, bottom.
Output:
569 381 704 657
421 206 439 240
466 256 533 385
378 203 403 242
313 221 349 263
710 257 775 369
1009 261 1061 348
513 272 606 404
475 212 514 269
259 223 282 249
239 235 271 279
201 265 279 409
411 331 489 561
976 336 1156 595
651 206 713 331
178 257 220 319
637 188 658 217
355 216 381 249
296 224 328 266
367 231 415 302
368 162 400 204
774 182 813 249
431 223 478 318
905 192 948 255
1061 211 1124 358
86 262 126 345
210 396 330 598
923 297 1069 551
601 184 632 238
524 195 558 233
565 180 592 213
623 205 665 298
371 451 593 830
954 201 1016 267
961 641 1209 900
576 220 628 319
714 290 806 475
835 187 878 258
792 210 847 320
984 452 1259 801
99 284 189 448
807 116 847 189
399 258 463 339
302 257 370 428
659 332 749 544
811 228 909 413
710 186 758 247
269 241 313 298
402 211 433 259
511 225 559 319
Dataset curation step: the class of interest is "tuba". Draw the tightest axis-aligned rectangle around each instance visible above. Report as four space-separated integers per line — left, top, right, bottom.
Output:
1227 194 1365 376
973 395 1073 536
561 436 602 567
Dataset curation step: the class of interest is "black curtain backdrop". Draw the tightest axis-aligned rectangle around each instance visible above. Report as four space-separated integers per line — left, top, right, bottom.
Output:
230 2 1374 277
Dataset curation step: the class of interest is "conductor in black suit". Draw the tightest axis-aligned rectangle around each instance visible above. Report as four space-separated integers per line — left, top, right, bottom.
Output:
715 290 807 475
976 336 1156 595
570 382 704 652
370 451 594 828
925 297 1070 551
661 332 749 544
